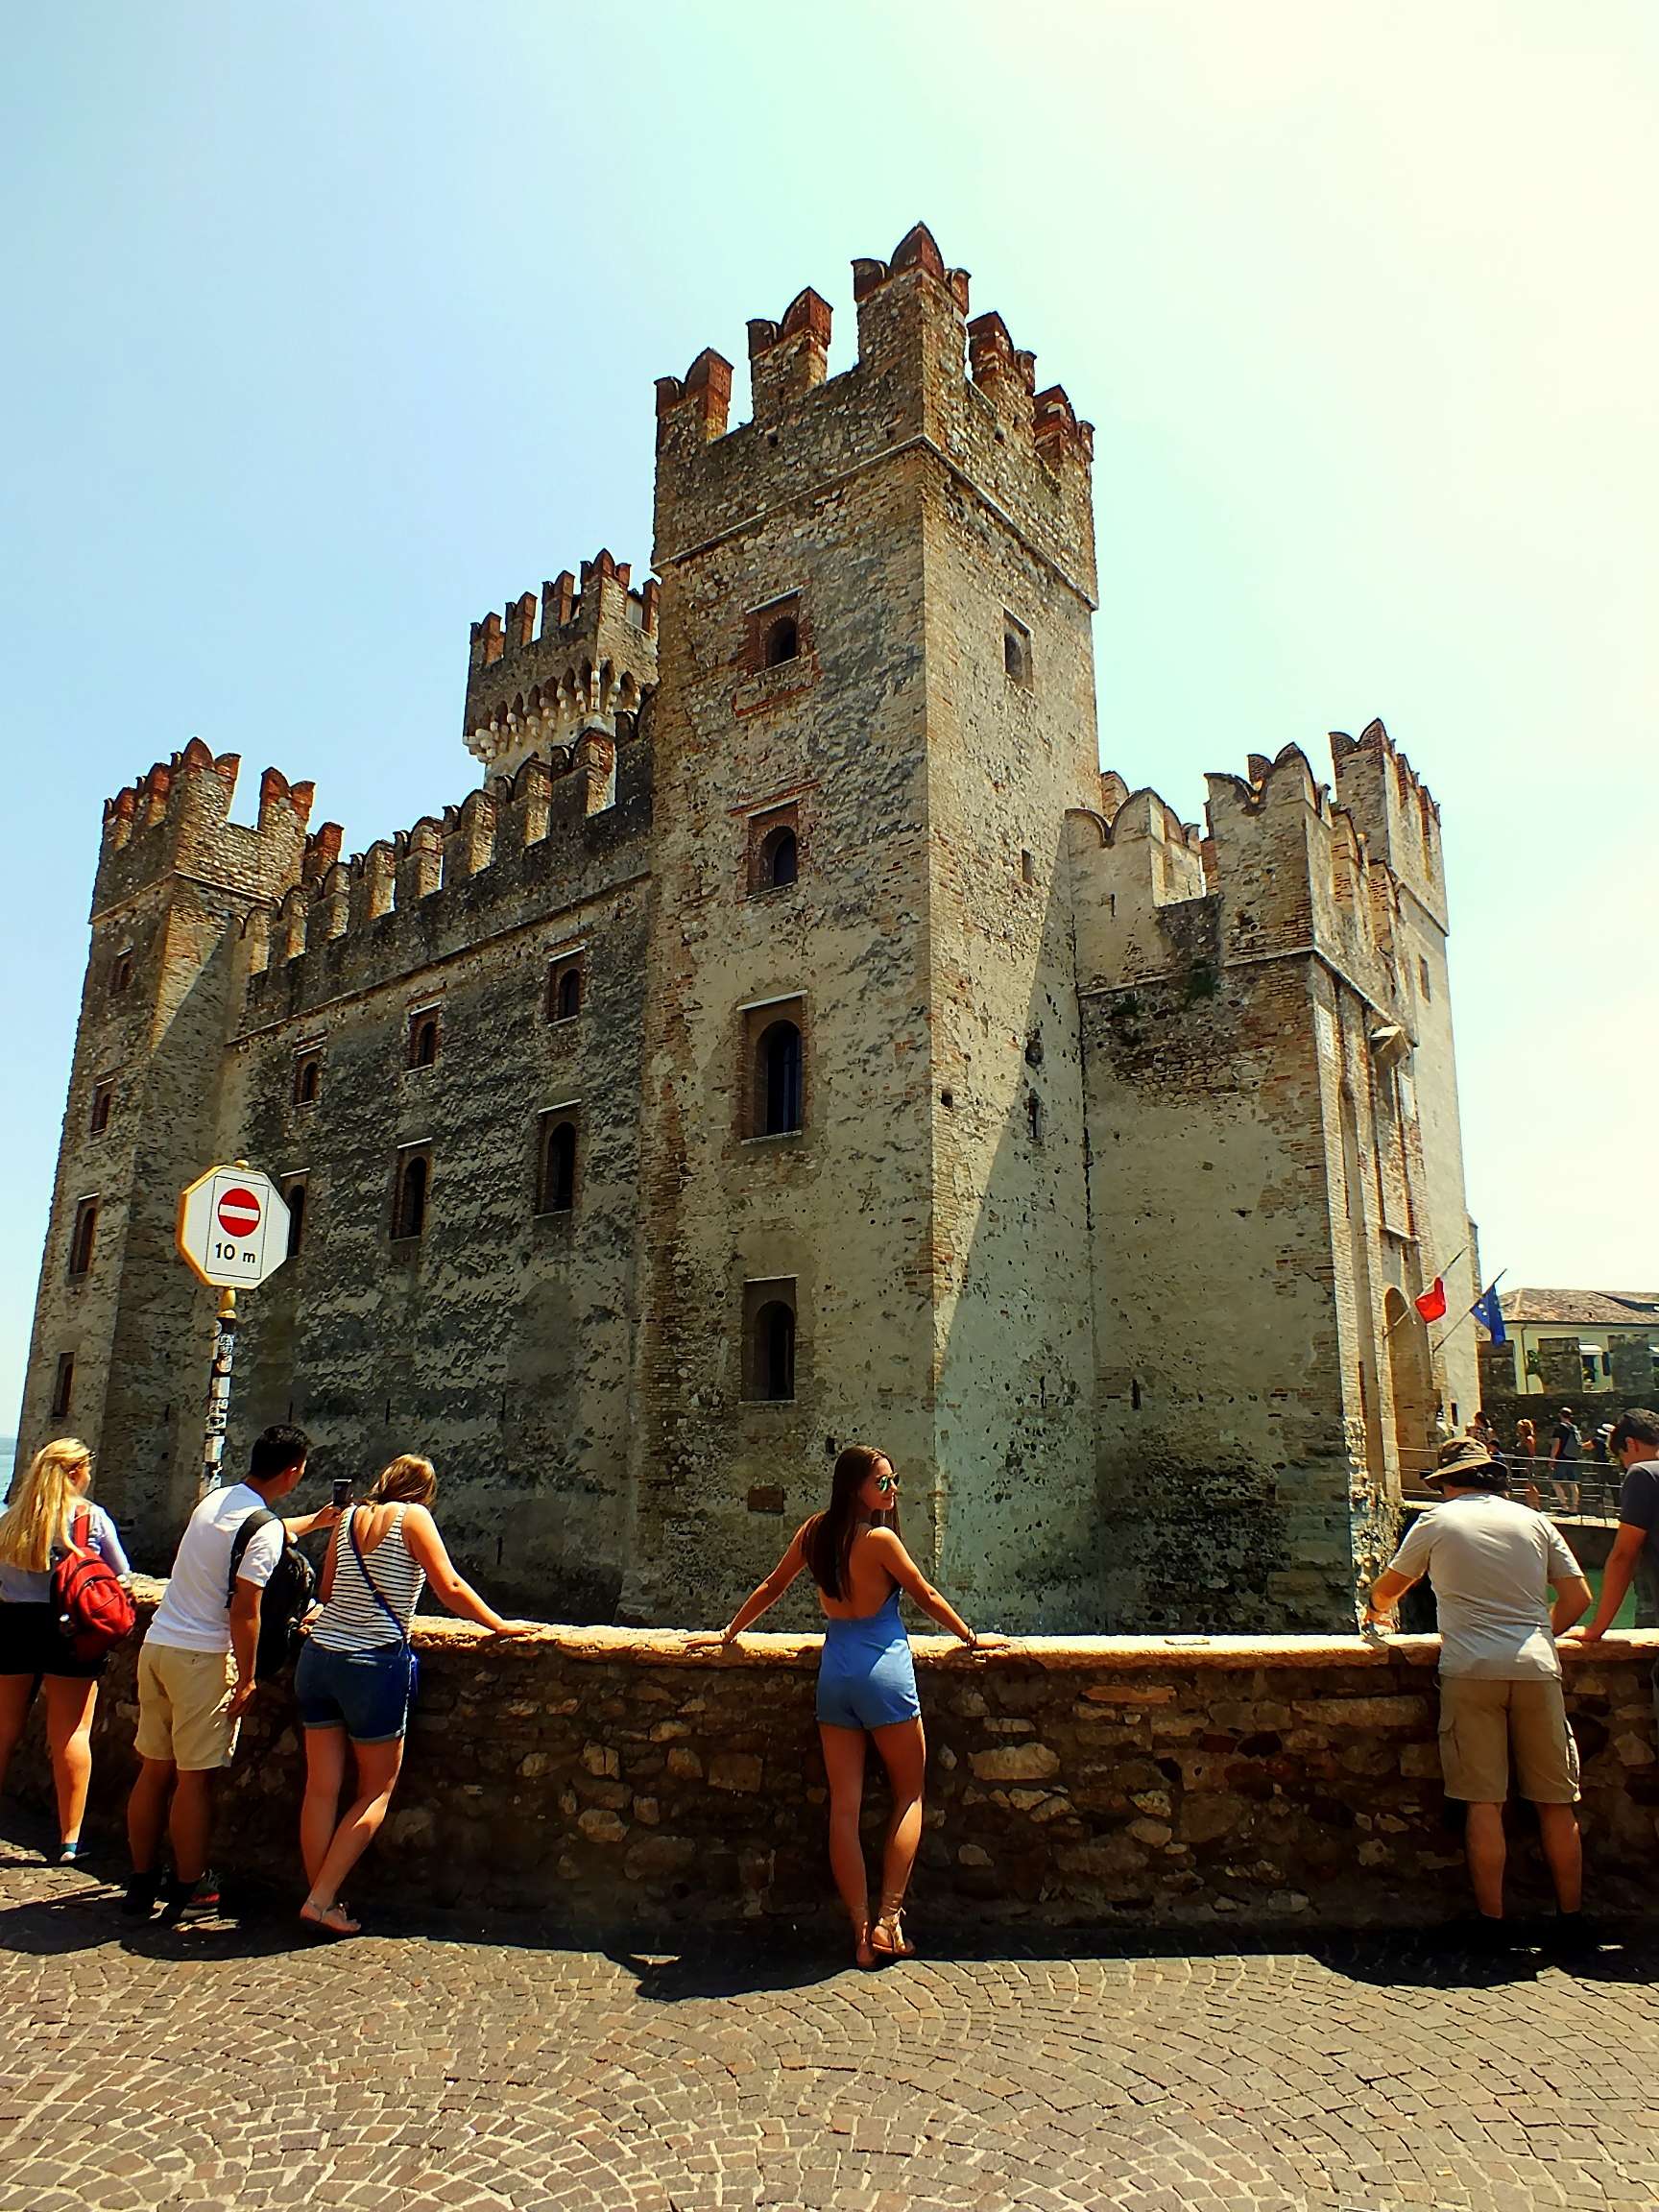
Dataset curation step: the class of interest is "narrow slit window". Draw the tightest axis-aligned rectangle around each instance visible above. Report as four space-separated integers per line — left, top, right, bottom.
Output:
293 1051 322 1107
284 1180 307 1258
51 1353 75 1420
394 1153 429 1240
88 1080 114 1137
408 1013 441 1070
537 1116 578 1214
1003 613 1032 688
547 958 583 1022
109 951 134 998
67 1198 99 1279
757 1020 804 1136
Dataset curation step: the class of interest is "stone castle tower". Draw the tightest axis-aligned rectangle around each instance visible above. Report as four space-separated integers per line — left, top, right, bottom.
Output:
14 226 1479 1632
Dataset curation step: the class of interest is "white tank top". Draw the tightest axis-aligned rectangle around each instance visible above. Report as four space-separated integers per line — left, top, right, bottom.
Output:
311 1505 425 1653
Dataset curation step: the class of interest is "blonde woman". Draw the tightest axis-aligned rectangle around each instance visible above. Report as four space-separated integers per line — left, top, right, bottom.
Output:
0 1439 132 1861
294 1455 536 1936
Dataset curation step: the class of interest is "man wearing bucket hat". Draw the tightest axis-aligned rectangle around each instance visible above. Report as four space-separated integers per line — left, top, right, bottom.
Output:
1367 1436 1593 1931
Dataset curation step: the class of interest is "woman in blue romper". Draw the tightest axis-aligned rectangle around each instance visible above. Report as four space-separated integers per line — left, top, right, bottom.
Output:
710 1445 998 1967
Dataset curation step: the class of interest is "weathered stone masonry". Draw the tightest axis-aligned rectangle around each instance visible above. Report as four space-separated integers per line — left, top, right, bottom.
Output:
15 223 1478 1632
12 1598 1656 1930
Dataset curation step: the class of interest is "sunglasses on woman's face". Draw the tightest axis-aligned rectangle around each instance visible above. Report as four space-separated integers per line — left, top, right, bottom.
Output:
875 1473 900 1495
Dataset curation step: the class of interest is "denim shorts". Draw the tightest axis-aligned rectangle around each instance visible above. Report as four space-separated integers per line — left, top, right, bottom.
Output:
295 1638 414 1743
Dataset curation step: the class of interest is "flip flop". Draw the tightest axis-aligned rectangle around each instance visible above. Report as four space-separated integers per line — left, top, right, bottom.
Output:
299 1900 361 1938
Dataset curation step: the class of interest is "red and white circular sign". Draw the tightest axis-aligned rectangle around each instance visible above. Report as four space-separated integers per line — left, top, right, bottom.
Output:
216 1186 262 1239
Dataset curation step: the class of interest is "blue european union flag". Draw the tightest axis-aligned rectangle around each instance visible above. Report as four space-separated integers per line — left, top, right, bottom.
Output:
1472 1285 1507 1345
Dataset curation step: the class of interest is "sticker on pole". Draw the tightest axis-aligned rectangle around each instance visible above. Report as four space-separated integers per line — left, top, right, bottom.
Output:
177 1166 291 1289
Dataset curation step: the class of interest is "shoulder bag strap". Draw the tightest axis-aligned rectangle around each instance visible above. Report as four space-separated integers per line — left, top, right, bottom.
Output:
227 1505 276 1607
348 1506 410 1647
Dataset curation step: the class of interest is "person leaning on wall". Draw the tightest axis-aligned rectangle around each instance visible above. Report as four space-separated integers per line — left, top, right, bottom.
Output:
1563 1408 1659 1649
1366 1436 1592 1943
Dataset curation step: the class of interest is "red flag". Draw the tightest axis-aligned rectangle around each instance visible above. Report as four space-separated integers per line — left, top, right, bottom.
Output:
1414 1277 1448 1322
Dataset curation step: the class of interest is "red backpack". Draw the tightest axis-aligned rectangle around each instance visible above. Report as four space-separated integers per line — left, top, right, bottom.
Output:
51 1510 137 1662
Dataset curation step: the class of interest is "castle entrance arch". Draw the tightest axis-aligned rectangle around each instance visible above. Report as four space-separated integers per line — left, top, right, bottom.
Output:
1383 1286 1437 1492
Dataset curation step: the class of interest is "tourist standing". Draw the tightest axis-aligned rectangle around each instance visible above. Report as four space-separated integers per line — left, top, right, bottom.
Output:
1366 1437 1591 1935
1513 1418 1539 1503
701 1445 1000 1967
1564 1408 1659 1650
124 1424 336 1922
0 1439 132 1861
1549 1407 1581 1514
294 1454 536 1937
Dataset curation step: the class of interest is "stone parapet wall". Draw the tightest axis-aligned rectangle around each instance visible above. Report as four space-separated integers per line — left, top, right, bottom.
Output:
13 1596 1658 1932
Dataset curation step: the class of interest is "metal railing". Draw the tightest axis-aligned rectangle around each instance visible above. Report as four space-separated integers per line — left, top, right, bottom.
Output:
1399 1451 1624 1522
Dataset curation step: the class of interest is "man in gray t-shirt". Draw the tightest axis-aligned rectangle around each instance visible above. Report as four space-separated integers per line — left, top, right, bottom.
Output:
1368 1438 1592 1929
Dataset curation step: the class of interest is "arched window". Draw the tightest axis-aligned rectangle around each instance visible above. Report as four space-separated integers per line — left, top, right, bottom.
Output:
109 951 133 997
540 1118 577 1214
757 1300 796 1401
757 1020 804 1136
409 1015 440 1069
548 961 583 1022
1003 612 1032 687
763 614 799 667
395 1154 428 1240
294 1052 322 1106
758 825 798 889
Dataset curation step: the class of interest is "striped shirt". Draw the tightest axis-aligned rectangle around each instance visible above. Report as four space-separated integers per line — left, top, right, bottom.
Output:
310 1505 425 1653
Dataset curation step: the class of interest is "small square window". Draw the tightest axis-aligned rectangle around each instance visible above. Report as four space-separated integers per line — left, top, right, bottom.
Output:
88 1080 114 1137
745 591 809 674
68 1197 99 1279
407 1010 441 1070
546 957 583 1023
51 1352 75 1420
1003 613 1032 688
293 1050 323 1107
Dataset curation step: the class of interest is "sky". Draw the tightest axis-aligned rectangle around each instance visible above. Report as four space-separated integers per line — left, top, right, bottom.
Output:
1 1 1654 1424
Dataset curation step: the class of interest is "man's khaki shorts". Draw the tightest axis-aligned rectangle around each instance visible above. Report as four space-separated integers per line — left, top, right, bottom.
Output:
133 1642 240 1772
1437 1674 1580 1804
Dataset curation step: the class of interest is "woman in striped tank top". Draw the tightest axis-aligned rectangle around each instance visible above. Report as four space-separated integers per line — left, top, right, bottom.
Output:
294 1455 536 1936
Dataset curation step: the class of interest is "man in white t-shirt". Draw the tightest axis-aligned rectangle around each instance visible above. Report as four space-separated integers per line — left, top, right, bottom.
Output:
123 1424 337 1921
1366 1437 1592 1935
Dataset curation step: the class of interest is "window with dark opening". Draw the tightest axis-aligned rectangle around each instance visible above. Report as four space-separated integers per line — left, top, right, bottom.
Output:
408 1012 440 1070
1003 613 1032 687
757 1019 804 1136
109 951 134 997
1025 1091 1043 1144
757 1300 796 1400
1418 955 1432 1001
51 1353 74 1420
284 1180 307 1259
757 824 798 890
394 1153 429 1240
293 1052 322 1107
547 959 583 1022
68 1198 99 1279
88 1081 114 1137
538 1117 578 1214
763 614 799 667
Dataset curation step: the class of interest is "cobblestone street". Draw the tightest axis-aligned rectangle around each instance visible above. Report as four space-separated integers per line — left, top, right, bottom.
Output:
1 1818 1656 2212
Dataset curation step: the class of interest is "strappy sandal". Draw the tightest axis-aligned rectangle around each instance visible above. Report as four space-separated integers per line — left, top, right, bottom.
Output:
869 1899 916 1960
853 1919 877 1970
299 1899 361 1938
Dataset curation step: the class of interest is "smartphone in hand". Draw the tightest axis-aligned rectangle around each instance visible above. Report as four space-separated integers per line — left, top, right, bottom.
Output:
331 1477 352 1510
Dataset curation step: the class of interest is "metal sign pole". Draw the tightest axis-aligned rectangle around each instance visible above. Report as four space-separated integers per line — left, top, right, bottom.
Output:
201 1286 238 1499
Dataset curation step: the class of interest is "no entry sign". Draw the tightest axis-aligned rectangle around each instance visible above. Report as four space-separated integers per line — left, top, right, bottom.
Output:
177 1166 291 1288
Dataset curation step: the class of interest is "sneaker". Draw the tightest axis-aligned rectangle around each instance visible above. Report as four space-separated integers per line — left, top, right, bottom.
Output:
158 1868 222 1926
120 1872 161 1918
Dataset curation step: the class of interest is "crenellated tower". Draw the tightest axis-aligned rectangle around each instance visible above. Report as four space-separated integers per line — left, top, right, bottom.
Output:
627 223 1107 1628
16 744 324 1557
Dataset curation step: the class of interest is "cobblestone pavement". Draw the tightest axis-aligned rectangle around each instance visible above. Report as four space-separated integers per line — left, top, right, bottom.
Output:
2 1821 1657 2212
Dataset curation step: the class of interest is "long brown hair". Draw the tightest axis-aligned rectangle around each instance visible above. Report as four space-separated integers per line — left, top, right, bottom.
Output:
367 1455 437 1506
802 1445 898 1599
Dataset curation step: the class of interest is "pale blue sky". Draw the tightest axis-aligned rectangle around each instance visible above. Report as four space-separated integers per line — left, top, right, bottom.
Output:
3 2 1654 1422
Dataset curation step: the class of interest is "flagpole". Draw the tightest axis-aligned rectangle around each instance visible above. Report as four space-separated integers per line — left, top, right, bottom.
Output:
1387 1245 1468 1339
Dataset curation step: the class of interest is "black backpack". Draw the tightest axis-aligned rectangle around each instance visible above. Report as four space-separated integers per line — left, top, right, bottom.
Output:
226 1507 316 1679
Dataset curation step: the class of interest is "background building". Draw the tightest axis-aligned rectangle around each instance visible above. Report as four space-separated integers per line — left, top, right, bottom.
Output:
13 228 1479 1632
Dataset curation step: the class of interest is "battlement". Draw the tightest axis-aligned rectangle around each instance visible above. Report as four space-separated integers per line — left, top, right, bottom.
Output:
1070 736 1421 1024
652 224 1097 604
93 741 325 918
465 550 659 781
247 719 644 987
1329 718 1445 924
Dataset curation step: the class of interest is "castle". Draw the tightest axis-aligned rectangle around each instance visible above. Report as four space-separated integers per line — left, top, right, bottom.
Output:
15 225 1479 1632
